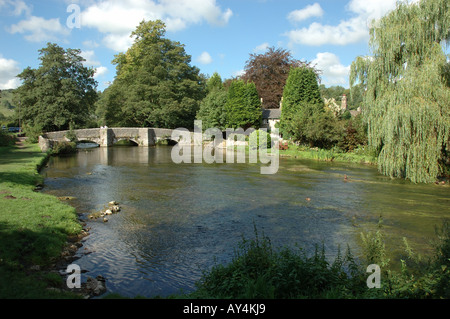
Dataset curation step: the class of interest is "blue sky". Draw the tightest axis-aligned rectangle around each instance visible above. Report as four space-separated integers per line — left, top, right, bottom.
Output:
0 0 415 91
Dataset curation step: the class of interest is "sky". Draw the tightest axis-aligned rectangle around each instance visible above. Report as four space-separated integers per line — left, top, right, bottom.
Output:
0 0 418 92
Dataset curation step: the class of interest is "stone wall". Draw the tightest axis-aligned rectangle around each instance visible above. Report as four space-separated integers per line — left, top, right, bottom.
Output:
38 127 178 151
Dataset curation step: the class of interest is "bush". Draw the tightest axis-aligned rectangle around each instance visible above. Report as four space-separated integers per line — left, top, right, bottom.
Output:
192 227 365 299
22 124 43 144
190 219 450 299
0 129 15 146
51 141 77 155
65 127 78 143
360 218 450 299
338 116 368 152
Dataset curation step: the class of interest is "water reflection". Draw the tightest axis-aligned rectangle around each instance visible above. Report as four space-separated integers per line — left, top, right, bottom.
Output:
42 146 450 298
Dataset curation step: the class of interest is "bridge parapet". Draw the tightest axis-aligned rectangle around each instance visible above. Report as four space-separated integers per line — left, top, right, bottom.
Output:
39 127 180 152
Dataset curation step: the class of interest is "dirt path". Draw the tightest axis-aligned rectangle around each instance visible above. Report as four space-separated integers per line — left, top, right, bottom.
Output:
15 136 28 148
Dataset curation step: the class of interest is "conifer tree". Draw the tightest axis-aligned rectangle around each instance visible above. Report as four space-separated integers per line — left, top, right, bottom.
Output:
196 72 227 130
280 67 325 141
224 80 261 130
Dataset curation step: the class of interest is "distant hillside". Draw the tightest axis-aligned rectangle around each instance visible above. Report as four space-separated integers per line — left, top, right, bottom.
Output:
0 89 16 118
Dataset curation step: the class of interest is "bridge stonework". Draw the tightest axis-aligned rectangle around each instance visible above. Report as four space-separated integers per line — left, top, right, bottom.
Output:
38 127 177 152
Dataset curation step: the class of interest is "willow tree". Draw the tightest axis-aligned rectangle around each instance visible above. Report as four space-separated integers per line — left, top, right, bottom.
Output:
350 0 450 183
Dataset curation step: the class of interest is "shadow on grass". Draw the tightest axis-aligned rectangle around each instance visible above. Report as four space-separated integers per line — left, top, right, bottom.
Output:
0 171 41 188
0 220 78 299
0 146 46 166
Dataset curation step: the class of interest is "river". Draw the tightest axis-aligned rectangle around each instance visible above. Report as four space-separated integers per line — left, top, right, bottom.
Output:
41 145 450 298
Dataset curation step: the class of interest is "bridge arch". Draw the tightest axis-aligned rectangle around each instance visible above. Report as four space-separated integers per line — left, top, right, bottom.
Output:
113 138 139 146
39 127 188 152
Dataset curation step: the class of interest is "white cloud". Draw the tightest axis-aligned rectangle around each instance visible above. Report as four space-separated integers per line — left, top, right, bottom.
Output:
94 66 108 78
80 0 233 51
197 51 213 65
287 3 323 23
81 50 101 66
312 52 350 86
253 42 269 53
80 50 107 78
285 0 414 46
286 18 368 46
0 0 32 16
9 16 70 42
232 69 245 78
0 55 21 89
102 33 134 53
82 40 100 48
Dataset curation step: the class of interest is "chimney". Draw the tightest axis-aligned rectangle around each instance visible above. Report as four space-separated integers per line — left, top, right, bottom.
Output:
341 94 347 111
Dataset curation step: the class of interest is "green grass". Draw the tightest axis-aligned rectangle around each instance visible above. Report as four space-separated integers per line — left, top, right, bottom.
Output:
0 144 82 298
279 144 377 165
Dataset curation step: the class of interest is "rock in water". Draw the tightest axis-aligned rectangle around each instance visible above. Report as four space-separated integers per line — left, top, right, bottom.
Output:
111 205 120 213
85 276 106 296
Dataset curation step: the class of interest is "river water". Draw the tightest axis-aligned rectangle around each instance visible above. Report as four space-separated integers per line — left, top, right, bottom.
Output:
41 146 449 298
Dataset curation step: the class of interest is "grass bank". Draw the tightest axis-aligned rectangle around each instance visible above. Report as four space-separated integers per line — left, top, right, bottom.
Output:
0 143 83 298
279 144 377 165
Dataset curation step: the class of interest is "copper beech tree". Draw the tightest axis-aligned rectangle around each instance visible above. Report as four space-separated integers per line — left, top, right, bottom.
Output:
241 47 315 109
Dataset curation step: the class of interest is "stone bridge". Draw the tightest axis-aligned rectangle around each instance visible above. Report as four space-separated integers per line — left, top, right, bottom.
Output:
38 127 178 152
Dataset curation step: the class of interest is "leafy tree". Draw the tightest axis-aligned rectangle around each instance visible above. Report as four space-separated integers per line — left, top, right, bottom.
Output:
319 84 364 110
319 85 346 101
224 80 261 130
97 20 206 129
95 84 127 127
242 47 311 109
350 0 450 183
14 43 98 132
196 73 227 130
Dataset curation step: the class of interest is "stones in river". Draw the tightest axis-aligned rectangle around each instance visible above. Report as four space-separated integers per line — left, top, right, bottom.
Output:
87 201 121 221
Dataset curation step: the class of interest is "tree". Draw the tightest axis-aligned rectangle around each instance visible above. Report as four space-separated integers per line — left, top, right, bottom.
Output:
241 47 311 109
319 85 346 101
280 67 322 137
97 20 206 129
14 43 98 132
224 80 262 130
206 72 223 94
350 0 450 183
280 67 342 148
196 73 227 130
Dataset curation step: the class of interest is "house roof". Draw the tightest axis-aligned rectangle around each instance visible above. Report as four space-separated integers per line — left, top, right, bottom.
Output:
262 108 281 119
